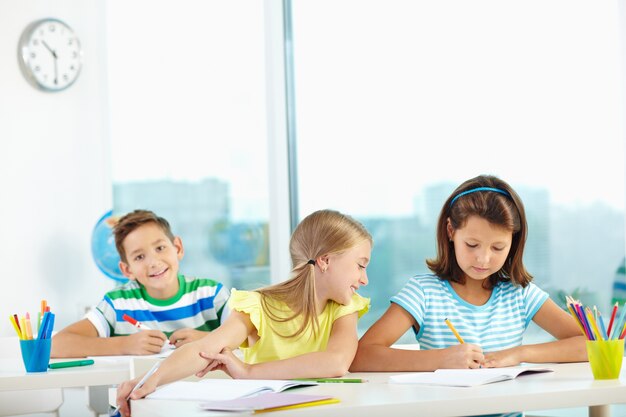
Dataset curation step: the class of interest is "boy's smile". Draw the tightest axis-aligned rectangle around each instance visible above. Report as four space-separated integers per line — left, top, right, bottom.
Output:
119 223 184 299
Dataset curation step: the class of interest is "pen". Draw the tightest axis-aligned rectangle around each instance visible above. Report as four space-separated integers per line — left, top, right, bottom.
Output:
293 378 366 383
112 361 161 415
444 318 465 344
49 359 95 369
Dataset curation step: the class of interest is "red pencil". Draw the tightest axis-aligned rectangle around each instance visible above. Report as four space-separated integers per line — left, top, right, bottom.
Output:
607 302 618 338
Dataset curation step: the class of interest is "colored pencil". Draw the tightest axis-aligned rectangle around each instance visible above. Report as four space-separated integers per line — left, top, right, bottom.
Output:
607 302 618 337
444 318 465 344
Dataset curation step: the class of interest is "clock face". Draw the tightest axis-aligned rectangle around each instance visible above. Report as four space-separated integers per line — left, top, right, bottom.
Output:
18 18 82 92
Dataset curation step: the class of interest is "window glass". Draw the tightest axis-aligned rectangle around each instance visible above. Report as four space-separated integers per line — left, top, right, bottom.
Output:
291 0 624 341
107 1 270 290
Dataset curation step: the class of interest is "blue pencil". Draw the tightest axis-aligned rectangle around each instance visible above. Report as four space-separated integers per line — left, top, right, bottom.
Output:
597 311 608 340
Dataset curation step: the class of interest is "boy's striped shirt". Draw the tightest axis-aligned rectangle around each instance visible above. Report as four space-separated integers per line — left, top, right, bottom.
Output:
86 274 229 337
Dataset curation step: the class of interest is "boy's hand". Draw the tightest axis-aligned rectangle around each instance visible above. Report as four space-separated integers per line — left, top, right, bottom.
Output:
198 348 250 379
123 331 168 355
169 328 206 347
441 343 485 369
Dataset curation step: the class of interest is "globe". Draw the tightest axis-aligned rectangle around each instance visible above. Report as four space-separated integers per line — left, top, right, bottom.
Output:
91 210 128 283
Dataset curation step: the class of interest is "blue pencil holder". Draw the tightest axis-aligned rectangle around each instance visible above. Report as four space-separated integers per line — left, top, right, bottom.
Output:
19 338 51 373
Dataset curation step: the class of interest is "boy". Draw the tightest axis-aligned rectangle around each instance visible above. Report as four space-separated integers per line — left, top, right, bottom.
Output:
52 209 229 357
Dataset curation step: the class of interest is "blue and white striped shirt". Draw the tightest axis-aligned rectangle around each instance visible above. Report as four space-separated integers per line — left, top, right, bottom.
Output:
391 274 548 352
391 274 548 417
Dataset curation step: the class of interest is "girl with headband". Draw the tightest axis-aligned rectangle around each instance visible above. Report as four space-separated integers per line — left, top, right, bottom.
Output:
352 175 585 402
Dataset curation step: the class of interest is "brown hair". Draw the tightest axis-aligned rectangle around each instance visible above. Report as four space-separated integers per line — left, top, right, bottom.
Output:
426 175 532 288
113 210 175 263
257 209 372 338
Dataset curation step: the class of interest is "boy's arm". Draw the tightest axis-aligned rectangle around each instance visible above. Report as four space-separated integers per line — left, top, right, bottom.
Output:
51 318 168 358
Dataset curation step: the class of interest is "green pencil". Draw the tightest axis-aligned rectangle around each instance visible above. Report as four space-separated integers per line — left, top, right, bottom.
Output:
48 359 95 369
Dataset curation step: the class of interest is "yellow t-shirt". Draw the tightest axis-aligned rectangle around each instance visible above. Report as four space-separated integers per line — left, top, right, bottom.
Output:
228 289 370 364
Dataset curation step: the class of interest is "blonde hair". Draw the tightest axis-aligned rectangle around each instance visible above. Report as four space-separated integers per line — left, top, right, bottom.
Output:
257 209 372 338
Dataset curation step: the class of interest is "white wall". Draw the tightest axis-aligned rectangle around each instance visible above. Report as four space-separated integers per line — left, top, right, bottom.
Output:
0 0 113 336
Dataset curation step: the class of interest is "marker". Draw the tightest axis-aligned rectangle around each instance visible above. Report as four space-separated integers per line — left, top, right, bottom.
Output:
293 378 366 383
49 359 95 369
123 314 153 330
444 318 465 344
123 314 172 347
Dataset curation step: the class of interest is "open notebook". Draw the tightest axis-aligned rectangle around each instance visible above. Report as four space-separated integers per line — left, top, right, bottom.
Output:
146 379 318 401
200 392 339 412
389 366 553 387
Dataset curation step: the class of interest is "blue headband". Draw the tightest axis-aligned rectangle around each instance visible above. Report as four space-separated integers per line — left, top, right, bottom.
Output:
449 187 510 207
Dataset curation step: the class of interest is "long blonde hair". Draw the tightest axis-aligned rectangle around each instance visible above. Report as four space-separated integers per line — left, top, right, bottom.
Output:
257 209 372 338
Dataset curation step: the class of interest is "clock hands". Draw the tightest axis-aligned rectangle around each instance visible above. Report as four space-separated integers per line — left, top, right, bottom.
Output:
41 40 59 85
41 40 58 59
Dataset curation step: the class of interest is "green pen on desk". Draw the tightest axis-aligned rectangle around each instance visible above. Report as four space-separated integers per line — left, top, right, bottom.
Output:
294 378 366 383
48 359 95 369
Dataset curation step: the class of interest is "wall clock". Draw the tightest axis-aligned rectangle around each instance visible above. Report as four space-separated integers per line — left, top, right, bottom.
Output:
18 18 82 92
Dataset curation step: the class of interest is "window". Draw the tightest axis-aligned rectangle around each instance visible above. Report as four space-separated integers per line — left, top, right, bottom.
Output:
107 1 271 290
290 0 624 340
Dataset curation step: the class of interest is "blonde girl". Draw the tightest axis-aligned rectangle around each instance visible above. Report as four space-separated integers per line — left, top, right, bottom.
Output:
117 209 371 416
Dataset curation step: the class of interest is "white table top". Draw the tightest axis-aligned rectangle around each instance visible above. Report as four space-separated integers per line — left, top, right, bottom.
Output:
0 356 130 391
121 362 626 417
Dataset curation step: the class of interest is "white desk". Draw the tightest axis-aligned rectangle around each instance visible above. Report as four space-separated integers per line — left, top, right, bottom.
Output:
121 363 626 417
0 357 130 391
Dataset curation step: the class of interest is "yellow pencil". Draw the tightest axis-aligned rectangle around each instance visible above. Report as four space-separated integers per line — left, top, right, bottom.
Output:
566 304 586 337
9 315 22 339
445 318 465 344
255 398 340 413
585 307 604 341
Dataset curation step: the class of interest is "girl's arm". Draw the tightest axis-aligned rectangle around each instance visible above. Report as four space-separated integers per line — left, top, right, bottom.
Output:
350 303 484 371
116 310 252 415
202 312 362 379
484 298 587 367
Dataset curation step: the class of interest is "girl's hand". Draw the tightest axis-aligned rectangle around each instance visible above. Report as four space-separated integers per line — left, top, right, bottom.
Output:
483 348 520 368
441 343 485 369
198 347 251 379
115 370 161 417
115 377 140 417
169 328 206 347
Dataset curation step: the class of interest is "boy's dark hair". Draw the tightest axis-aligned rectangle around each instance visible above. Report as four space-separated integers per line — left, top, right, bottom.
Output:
426 175 533 288
113 210 175 263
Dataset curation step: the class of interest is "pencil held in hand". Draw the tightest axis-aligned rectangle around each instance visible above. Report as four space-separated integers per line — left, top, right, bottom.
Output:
445 318 465 344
